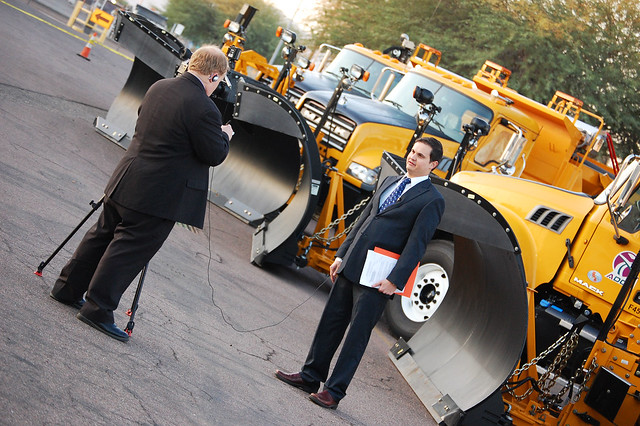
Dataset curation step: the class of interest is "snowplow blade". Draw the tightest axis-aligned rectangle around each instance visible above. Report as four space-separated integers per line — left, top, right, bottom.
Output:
208 82 322 266
381 153 527 424
94 10 190 149
92 10 322 266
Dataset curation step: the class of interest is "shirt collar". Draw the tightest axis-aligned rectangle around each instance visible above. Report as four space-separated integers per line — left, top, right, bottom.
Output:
404 174 429 187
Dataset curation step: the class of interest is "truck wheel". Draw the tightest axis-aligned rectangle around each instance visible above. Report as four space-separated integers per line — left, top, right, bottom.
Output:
384 240 453 340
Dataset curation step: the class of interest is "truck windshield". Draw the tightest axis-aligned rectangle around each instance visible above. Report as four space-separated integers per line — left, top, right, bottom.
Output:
324 49 401 97
383 72 493 144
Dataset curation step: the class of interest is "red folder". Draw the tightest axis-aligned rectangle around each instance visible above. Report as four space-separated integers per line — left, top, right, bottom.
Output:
373 247 419 297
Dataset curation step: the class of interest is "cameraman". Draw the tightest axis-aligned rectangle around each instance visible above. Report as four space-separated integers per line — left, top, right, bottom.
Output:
50 45 232 342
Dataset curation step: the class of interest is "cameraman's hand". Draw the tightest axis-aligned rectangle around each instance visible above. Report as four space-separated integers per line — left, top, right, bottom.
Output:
222 123 234 140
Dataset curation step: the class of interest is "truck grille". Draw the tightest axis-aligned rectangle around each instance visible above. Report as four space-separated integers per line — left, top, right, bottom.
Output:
299 99 356 151
288 86 305 106
526 206 573 233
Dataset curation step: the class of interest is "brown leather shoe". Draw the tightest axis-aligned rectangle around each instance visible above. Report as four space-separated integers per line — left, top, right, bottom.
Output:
275 370 319 393
309 390 338 409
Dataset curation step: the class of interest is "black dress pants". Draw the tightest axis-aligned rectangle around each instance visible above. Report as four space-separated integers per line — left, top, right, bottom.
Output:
300 274 389 401
52 197 174 324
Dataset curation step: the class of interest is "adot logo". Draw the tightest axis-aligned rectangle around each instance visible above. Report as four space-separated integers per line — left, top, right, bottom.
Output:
606 251 636 284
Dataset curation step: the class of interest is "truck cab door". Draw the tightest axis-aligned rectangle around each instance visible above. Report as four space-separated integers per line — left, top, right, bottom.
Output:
568 157 640 318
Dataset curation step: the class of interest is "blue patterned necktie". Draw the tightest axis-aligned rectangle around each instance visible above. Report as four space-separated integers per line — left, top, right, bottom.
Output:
379 177 411 212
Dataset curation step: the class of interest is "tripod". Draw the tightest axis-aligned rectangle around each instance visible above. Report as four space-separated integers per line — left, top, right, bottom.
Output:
35 196 148 336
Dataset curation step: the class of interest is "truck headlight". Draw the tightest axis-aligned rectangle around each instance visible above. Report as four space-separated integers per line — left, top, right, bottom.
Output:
349 64 369 82
224 20 241 34
276 26 296 44
295 56 311 70
347 162 379 186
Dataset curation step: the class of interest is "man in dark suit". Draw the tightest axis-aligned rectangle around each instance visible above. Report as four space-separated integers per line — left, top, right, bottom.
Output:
276 137 445 409
49 45 232 342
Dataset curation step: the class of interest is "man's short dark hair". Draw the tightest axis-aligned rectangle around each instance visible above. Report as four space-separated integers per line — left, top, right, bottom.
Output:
415 136 443 164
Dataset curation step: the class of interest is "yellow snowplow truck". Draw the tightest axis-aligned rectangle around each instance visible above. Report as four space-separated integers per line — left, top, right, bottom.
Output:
382 151 640 425
215 8 618 343
215 12 618 341
294 52 617 338
219 4 415 99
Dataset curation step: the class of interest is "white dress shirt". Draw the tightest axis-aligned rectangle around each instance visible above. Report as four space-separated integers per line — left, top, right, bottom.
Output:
377 174 429 210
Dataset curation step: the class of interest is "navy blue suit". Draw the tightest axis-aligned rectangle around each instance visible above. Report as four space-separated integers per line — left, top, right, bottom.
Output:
301 175 445 401
52 72 229 324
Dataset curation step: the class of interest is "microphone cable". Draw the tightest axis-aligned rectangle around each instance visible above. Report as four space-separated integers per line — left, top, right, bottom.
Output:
204 171 329 333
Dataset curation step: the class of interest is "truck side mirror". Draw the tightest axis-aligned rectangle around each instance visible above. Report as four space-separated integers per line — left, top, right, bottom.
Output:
596 155 640 244
498 119 527 175
468 117 491 136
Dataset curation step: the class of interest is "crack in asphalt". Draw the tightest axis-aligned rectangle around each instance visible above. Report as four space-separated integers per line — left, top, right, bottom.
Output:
0 81 108 113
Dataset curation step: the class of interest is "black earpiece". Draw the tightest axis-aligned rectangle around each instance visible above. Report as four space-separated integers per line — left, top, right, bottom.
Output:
210 74 219 82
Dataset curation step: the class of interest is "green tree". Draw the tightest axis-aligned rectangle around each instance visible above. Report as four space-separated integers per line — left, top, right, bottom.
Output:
309 0 640 157
312 0 409 49
164 0 288 57
165 0 221 46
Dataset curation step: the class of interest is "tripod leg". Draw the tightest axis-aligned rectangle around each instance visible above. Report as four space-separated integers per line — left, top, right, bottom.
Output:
35 196 105 276
124 262 148 336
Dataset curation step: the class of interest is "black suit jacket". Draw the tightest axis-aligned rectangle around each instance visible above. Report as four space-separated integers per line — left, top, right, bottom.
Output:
336 175 445 290
104 72 229 228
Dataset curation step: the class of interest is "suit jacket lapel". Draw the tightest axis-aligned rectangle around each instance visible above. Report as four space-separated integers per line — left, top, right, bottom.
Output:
402 179 432 203
373 175 402 207
380 178 432 213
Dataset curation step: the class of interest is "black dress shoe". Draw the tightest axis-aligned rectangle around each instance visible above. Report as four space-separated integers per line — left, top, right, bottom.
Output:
50 291 85 309
76 312 129 342
275 370 319 393
309 390 338 409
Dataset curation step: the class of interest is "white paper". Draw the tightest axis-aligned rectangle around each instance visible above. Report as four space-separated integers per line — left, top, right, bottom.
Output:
359 249 398 287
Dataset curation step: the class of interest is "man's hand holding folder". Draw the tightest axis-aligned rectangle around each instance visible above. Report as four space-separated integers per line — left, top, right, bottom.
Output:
359 247 419 296
371 278 398 295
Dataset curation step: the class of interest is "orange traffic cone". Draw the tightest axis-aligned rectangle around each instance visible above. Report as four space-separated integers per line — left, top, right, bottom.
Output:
77 32 97 61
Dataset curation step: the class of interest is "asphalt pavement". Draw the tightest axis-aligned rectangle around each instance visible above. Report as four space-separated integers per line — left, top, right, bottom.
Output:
0 1 436 424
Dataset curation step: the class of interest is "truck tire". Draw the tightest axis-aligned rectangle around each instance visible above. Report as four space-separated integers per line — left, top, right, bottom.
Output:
384 239 453 340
